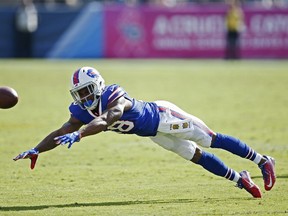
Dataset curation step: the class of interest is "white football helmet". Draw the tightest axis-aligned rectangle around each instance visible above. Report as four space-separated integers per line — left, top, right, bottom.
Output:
70 66 105 110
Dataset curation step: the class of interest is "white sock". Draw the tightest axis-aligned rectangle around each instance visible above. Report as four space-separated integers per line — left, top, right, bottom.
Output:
232 172 241 183
253 153 263 165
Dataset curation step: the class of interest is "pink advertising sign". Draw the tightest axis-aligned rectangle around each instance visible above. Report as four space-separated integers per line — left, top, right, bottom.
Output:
104 5 288 58
242 7 288 58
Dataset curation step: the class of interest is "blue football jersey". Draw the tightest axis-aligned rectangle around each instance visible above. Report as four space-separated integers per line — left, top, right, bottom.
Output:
69 84 160 136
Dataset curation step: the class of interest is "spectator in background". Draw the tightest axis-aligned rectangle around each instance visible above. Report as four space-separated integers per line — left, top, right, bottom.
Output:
14 0 38 58
225 0 244 60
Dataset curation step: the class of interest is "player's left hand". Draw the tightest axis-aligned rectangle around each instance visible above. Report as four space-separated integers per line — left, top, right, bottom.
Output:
54 131 81 149
13 148 39 170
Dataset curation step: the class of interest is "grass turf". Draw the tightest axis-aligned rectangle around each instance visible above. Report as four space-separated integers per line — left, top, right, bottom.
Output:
0 59 287 215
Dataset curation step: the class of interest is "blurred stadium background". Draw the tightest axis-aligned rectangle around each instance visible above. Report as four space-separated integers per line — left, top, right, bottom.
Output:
0 0 287 59
1 1 288 215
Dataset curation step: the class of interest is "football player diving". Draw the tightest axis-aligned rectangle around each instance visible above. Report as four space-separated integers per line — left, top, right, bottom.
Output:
14 66 276 198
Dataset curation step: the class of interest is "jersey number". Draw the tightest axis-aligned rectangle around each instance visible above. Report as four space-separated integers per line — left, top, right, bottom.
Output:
108 120 134 133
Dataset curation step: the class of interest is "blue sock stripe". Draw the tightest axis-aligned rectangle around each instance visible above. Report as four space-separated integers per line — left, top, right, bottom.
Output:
250 150 256 161
224 168 232 179
245 148 256 160
225 169 236 181
229 170 236 181
245 148 252 159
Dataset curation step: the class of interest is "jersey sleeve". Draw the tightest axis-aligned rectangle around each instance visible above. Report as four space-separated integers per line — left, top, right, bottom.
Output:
103 84 126 107
107 85 125 105
69 102 91 124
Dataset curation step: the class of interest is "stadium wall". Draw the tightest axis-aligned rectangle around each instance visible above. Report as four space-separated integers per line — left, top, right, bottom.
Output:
0 3 288 59
0 7 16 58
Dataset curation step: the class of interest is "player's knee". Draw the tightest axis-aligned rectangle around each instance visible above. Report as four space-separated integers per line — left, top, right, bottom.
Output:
210 133 217 147
173 141 196 161
188 128 215 148
190 147 202 163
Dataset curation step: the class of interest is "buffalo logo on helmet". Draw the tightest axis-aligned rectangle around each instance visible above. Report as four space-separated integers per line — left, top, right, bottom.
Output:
87 69 98 78
72 68 99 86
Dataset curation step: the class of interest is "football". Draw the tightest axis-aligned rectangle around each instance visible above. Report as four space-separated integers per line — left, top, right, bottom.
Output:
0 86 19 109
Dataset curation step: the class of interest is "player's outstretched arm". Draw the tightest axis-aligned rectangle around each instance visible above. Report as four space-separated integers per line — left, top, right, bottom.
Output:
13 116 83 169
35 117 83 153
54 97 127 148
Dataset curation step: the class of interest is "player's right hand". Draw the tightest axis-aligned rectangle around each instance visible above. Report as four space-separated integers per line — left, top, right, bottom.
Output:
13 148 39 170
54 131 81 149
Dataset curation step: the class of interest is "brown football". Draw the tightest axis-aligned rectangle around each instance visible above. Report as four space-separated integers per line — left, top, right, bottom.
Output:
0 86 19 109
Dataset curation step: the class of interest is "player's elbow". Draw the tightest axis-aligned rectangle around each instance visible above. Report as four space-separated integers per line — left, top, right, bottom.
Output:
107 109 123 125
99 121 109 131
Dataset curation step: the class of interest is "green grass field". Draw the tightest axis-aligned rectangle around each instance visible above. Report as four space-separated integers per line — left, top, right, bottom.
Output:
0 59 287 215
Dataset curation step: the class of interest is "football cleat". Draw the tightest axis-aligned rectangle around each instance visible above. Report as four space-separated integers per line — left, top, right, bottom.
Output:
237 171 262 198
259 155 276 191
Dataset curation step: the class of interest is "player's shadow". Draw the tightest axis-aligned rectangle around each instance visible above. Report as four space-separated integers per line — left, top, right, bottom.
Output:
0 198 246 212
2 175 286 212
3 173 287 213
0 199 196 211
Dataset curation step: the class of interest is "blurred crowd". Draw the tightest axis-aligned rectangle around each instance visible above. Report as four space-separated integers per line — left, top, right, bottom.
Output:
1 0 287 7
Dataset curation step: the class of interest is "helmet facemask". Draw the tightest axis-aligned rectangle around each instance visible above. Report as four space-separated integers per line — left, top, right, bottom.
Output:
70 81 102 110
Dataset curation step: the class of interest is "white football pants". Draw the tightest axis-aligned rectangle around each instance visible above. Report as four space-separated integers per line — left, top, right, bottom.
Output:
150 101 216 161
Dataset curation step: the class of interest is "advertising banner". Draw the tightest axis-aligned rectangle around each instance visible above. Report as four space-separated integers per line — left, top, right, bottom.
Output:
242 7 288 58
104 5 288 58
